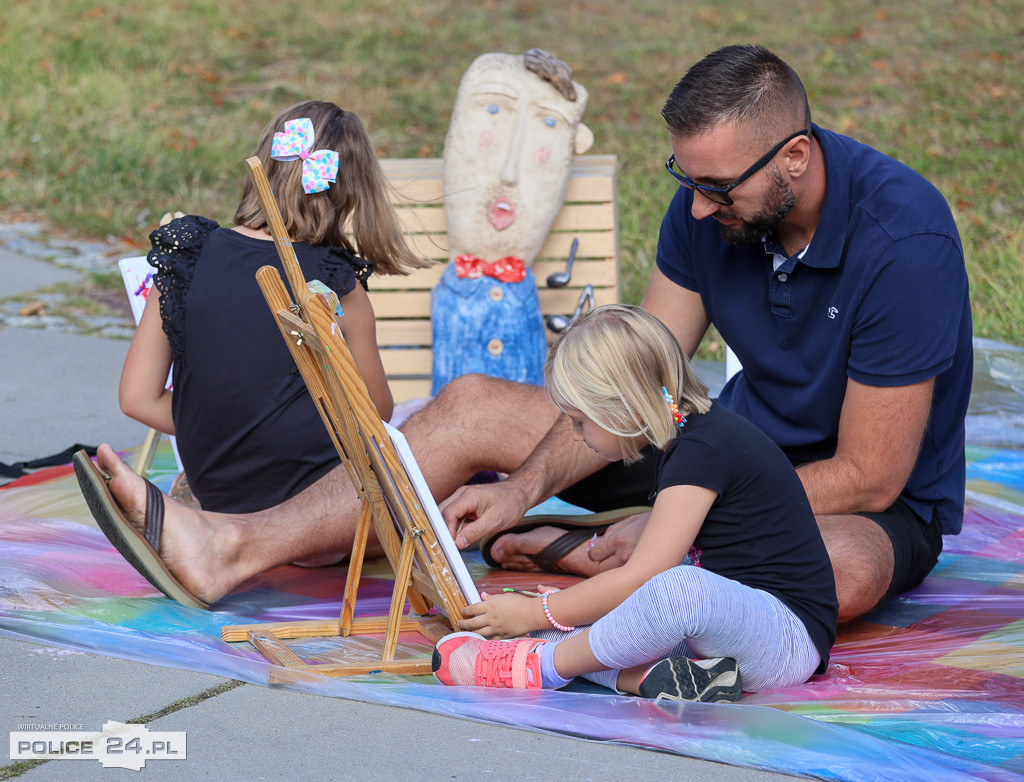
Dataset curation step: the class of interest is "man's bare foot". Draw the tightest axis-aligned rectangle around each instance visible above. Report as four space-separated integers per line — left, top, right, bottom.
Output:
95 444 244 604
488 525 601 577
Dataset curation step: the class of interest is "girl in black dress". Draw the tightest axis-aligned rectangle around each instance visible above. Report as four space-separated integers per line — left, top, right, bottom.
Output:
119 101 428 516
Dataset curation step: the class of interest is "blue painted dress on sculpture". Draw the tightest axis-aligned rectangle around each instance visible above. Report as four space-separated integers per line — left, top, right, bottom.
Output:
430 262 546 395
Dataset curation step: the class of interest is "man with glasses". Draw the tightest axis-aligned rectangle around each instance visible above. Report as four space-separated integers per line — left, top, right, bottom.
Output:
461 44 972 622
86 45 971 624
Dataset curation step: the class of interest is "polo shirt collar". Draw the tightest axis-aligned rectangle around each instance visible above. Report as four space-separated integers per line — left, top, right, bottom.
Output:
761 124 849 270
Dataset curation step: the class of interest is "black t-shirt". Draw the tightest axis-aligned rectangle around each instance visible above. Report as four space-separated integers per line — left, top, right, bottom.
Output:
656 402 838 670
149 216 371 513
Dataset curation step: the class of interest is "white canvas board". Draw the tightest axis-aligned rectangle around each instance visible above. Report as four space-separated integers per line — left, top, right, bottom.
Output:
117 256 155 325
383 421 481 604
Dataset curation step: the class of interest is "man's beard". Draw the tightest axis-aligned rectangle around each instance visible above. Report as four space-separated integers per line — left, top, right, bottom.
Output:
717 165 796 247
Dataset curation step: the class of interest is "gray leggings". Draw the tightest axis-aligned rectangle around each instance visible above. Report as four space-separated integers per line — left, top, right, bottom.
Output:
533 565 822 693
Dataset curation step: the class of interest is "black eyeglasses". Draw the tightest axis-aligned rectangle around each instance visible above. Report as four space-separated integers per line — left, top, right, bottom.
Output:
665 129 808 205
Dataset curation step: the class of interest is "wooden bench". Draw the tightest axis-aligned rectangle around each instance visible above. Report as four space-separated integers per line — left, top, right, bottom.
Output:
373 154 621 402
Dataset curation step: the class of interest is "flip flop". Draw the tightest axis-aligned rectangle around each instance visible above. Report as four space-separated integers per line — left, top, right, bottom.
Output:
73 450 210 610
524 527 600 574
479 505 652 572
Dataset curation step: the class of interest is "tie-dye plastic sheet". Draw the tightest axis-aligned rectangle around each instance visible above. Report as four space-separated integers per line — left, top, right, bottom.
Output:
2 338 1023 781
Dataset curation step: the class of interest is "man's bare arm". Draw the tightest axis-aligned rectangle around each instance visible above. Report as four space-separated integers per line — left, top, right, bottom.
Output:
441 415 608 548
798 377 934 515
641 266 710 357
506 414 609 510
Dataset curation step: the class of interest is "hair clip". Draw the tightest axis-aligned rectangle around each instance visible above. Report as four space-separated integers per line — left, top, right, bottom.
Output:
662 386 686 428
271 118 339 194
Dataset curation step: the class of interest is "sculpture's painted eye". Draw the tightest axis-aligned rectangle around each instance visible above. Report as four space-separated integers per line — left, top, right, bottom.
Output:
544 117 557 128
487 104 499 115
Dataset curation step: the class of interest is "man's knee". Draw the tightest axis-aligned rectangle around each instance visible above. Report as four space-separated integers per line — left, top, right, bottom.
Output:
817 514 893 622
435 373 510 407
404 374 491 438
433 374 551 425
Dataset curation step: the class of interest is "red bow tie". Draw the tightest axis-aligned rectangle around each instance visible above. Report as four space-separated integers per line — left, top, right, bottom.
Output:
454 254 527 284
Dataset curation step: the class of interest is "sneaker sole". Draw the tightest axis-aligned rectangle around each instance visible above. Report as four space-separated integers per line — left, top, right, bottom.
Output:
639 657 742 703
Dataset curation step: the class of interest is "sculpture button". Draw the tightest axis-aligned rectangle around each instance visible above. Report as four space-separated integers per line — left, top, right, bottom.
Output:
489 286 504 302
487 338 504 356
778 273 788 282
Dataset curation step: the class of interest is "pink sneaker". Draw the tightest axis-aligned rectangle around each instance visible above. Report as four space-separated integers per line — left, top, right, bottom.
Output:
432 632 545 689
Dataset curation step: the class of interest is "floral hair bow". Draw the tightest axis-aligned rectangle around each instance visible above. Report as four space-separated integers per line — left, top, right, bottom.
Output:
270 118 339 194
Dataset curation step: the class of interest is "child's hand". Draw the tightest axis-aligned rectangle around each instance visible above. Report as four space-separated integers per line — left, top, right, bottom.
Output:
459 592 544 639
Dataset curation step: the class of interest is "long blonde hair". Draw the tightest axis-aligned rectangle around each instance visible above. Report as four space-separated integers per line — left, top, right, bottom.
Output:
545 304 712 463
234 100 428 275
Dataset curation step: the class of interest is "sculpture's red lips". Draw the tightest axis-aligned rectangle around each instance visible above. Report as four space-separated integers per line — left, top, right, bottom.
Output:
489 198 515 231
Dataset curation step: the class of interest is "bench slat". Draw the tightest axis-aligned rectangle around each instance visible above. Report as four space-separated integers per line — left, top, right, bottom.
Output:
394 202 617 236
371 284 618 320
383 155 617 205
374 282 619 340
370 259 620 292
393 231 618 266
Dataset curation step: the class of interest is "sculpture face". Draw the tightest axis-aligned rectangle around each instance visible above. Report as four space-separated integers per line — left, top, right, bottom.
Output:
443 53 590 264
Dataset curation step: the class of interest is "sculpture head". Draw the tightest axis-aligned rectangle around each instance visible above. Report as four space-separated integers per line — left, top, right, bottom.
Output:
443 49 593 264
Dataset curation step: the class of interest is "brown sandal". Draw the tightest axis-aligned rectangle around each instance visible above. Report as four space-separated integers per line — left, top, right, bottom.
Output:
479 506 652 572
73 450 209 610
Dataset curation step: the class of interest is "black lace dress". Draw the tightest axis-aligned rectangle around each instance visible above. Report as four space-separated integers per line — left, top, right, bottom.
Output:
149 216 372 513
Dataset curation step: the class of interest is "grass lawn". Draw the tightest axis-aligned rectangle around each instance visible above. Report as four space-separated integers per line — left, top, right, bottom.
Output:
1 0 1020 346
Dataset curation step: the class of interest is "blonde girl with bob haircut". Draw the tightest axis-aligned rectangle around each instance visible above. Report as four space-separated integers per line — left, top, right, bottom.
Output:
433 304 838 702
119 100 428 520
545 303 711 464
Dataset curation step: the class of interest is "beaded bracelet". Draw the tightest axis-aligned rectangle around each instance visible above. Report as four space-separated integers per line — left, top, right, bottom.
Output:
541 590 575 632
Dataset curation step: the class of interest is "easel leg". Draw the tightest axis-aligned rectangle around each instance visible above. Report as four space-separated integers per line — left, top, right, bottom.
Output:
382 534 417 662
340 499 374 636
133 428 162 476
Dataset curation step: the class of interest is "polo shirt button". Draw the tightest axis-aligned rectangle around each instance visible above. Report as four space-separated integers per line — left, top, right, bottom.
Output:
488 286 504 302
487 338 504 356
778 273 789 282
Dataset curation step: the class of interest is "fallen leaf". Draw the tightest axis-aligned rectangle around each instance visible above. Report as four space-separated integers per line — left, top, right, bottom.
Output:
604 71 628 85
186 64 220 84
19 301 46 317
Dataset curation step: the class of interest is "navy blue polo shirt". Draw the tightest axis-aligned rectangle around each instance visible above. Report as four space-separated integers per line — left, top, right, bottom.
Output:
656 124 973 534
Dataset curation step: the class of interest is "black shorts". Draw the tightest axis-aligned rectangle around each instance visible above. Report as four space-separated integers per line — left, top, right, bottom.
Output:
862 499 943 599
555 445 660 511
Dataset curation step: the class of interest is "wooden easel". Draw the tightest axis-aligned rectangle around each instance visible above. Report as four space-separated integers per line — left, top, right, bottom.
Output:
220 157 472 679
